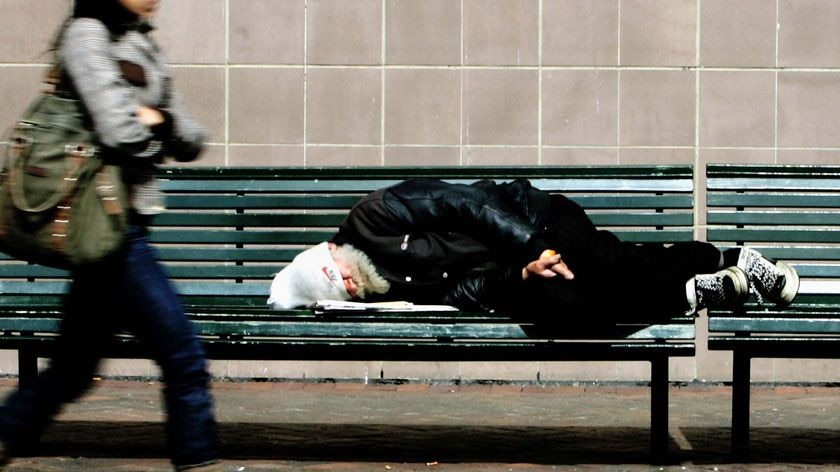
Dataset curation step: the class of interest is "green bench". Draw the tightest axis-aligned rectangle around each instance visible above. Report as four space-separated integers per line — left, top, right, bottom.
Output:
706 164 840 452
0 165 697 456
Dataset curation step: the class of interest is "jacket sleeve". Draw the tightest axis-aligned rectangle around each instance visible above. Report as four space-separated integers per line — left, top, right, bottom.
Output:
161 86 205 162
59 19 164 160
384 178 551 260
441 266 526 311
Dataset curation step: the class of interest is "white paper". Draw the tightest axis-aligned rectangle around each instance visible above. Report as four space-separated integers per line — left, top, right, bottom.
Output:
314 300 458 312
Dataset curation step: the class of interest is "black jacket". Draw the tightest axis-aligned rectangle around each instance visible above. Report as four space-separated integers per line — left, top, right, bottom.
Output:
332 178 553 310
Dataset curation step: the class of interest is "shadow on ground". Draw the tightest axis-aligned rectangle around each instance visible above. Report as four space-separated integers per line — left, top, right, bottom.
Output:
32 422 840 465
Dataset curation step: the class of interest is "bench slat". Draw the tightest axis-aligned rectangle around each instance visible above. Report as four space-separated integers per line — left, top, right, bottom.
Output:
161 177 692 194
709 317 840 334
707 211 840 226
707 193 840 208
707 229 840 244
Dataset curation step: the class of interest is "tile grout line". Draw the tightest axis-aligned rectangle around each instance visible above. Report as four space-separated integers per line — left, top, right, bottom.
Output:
224 0 230 166
694 0 701 243
537 0 543 165
460 0 466 165
616 0 622 164
381 0 386 165
774 0 780 165
303 0 308 166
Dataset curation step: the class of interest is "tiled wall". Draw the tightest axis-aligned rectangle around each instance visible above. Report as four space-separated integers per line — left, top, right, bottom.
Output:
2 0 840 383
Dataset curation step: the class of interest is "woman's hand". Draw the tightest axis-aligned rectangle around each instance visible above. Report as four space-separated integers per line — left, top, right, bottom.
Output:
136 106 165 126
522 249 574 281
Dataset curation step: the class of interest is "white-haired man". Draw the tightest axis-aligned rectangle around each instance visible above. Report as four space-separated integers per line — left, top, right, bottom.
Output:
269 178 798 322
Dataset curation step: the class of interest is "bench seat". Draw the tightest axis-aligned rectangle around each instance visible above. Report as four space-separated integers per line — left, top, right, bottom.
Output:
706 164 840 452
0 165 697 457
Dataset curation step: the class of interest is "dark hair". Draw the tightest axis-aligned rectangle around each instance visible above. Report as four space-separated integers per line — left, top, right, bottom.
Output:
51 0 140 52
72 0 139 35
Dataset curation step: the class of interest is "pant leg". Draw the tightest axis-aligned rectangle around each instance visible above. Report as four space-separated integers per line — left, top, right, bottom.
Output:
534 195 722 317
0 258 117 453
116 227 218 468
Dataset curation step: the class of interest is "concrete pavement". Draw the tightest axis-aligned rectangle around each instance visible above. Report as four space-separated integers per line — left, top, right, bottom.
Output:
0 379 838 471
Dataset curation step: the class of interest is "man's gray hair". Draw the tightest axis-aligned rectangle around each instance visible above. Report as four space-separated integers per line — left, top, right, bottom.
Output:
333 244 390 299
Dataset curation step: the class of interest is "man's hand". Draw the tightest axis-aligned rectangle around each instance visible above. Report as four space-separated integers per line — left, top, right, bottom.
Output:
522 249 574 280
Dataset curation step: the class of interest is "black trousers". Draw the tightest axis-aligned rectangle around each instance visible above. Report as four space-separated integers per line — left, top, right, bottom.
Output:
515 195 722 321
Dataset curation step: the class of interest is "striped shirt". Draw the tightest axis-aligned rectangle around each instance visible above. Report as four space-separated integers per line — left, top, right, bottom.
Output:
59 17 206 215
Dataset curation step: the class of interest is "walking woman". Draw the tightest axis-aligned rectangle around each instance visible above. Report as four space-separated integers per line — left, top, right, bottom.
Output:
0 1 220 470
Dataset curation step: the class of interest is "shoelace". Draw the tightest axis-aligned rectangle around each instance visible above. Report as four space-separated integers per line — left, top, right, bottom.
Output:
750 282 765 306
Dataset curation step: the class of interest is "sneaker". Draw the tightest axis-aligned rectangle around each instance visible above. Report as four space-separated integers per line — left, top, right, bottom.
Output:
690 266 750 311
737 247 800 306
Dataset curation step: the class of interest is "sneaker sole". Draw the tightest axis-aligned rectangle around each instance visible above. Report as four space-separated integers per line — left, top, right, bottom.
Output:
775 261 800 306
724 266 750 305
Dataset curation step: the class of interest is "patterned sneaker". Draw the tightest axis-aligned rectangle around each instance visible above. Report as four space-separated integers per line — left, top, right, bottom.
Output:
690 267 750 312
737 247 800 306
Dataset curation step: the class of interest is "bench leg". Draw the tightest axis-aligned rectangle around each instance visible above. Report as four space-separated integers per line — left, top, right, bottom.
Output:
650 356 669 459
731 349 751 453
18 349 38 388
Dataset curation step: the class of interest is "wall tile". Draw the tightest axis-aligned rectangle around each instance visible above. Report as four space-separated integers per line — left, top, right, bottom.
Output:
779 149 840 165
459 362 540 381
225 360 304 379
99 359 152 377
188 144 226 167
619 70 695 147
0 66 50 134
307 0 382 65
381 361 460 381
304 361 383 380
385 69 460 145
170 67 225 144
543 0 619 66
306 146 382 167
385 0 461 66
307 68 381 145
0 352 18 376
543 69 618 146
157 0 226 64
463 0 539 66
774 359 840 383
540 361 618 382
620 0 696 66
700 0 776 68
779 0 840 68
230 0 304 65
619 148 695 165
229 145 305 167
542 148 618 165
700 148 776 166
0 0 67 63
229 68 304 145
384 146 461 166
778 72 840 148
463 69 538 145
700 71 775 148
463 147 539 166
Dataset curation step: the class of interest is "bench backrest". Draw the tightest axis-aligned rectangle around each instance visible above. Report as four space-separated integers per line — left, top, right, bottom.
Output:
0 166 694 315
706 164 840 333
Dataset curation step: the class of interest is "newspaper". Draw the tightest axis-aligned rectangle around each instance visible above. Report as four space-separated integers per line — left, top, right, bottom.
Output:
314 300 458 313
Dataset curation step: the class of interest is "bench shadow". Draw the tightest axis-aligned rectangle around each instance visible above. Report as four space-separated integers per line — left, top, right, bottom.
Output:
36 422 840 465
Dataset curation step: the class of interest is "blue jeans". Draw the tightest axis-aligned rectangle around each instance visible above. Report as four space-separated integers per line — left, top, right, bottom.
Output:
0 226 218 467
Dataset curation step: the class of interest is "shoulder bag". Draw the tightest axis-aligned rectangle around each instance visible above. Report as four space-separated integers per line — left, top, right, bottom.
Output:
0 77 128 269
